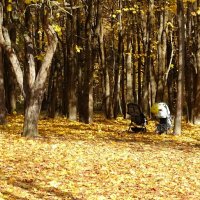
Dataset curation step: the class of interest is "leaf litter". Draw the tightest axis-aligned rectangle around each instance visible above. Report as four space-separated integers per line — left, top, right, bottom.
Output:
0 114 199 199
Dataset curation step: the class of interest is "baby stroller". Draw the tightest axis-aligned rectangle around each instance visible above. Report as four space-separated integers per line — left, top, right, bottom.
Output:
151 102 172 134
127 103 147 132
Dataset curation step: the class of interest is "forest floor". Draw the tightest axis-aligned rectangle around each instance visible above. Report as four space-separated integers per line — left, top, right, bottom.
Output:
0 114 200 200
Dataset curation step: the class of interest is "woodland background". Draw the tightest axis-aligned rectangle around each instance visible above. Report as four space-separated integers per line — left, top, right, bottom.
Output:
0 1 200 199
0 0 200 136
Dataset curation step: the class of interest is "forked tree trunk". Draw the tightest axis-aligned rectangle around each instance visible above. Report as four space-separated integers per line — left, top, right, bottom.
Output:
22 28 58 137
0 3 58 137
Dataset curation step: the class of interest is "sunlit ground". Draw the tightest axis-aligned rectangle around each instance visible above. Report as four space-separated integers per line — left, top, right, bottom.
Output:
0 114 199 199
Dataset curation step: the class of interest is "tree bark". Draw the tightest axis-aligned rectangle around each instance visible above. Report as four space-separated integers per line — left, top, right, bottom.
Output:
113 0 123 119
22 26 58 137
193 0 200 124
173 0 185 135
143 0 154 114
80 0 94 123
0 46 6 124
0 5 25 97
23 90 42 136
0 3 58 137
156 1 168 102
126 36 133 104
98 19 112 118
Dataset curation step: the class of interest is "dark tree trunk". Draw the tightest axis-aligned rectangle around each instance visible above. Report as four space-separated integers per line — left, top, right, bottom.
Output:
137 23 142 105
113 0 123 119
67 0 78 121
156 1 168 102
76 5 85 122
4 58 16 114
0 46 6 124
47 58 57 118
173 0 185 135
143 0 154 114
185 2 194 122
4 26 17 114
121 46 126 118
193 0 200 124
80 0 94 123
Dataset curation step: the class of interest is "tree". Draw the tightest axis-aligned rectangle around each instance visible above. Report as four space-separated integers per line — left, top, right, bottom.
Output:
173 0 185 135
113 0 123 119
193 0 200 124
0 3 58 137
0 46 6 124
65 0 78 121
156 0 168 102
143 0 155 114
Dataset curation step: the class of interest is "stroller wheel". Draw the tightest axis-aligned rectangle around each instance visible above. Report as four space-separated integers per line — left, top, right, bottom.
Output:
131 127 146 133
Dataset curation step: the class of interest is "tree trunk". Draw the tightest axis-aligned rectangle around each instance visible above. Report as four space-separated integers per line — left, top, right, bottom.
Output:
0 21 24 98
126 36 133 104
47 59 57 118
137 23 142 105
132 25 137 103
80 0 94 123
0 3 58 137
76 4 84 121
22 26 58 137
173 0 185 135
185 2 194 122
0 46 6 124
156 2 168 102
113 0 123 119
193 0 200 124
4 26 17 114
68 1 78 121
143 0 154 115
23 91 42 136
98 19 112 118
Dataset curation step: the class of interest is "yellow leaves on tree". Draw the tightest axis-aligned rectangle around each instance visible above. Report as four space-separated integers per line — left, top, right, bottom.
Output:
6 4 12 12
25 0 39 4
35 52 45 61
52 24 62 36
75 45 83 53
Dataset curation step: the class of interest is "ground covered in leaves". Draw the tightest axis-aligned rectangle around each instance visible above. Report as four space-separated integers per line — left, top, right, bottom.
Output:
0 114 200 200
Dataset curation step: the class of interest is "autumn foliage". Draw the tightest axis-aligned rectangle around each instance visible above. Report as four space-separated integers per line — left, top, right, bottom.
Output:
0 114 200 199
